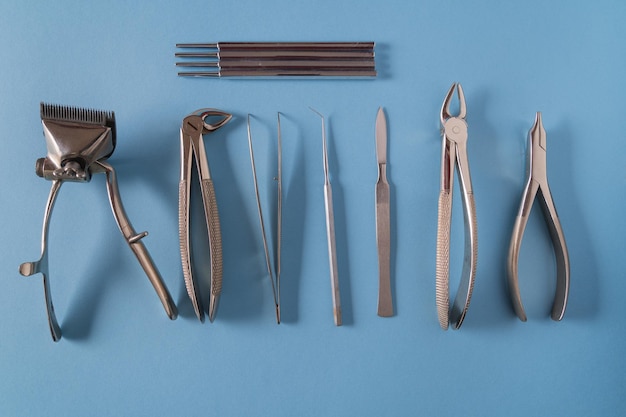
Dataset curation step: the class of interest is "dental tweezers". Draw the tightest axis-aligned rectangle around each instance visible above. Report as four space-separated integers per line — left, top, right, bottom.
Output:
435 83 478 330
507 112 570 321
247 114 282 323
179 108 232 322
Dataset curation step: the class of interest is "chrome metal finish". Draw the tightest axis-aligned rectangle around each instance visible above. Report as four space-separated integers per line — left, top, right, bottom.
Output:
179 108 232 323
176 50 374 60
21 103 177 341
507 112 569 322
177 69 377 78
37 103 115 182
276 113 282 324
92 161 178 320
176 42 376 78
19 180 63 341
375 108 392 317
311 108 342 326
435 83 478 330
176 60 375 68
176 42 375 50
247 114 282 323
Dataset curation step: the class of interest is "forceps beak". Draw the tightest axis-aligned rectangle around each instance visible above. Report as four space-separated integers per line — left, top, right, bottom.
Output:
198 109 233 132
529 111 547 151
440 82 467 125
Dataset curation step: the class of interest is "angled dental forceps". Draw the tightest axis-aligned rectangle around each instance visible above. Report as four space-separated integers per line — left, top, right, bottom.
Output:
247 114 282 323
20 103 178 341
507 112 569 321
435 83 478 330
179 108 232 322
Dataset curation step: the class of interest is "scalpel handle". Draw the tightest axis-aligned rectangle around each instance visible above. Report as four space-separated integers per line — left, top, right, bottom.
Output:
375 174 392 317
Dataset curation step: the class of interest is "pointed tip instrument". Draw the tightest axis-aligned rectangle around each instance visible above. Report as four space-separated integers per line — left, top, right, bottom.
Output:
247 114 282 324
375 107 393 317
311 108 342 326
507 112 569 322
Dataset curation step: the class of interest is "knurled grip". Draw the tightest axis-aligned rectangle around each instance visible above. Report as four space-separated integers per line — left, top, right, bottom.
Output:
435 190 452 330
178 180 198 307
202 179 223 296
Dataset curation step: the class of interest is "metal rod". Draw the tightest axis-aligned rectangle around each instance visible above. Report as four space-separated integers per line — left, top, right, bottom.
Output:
176 60 375 68
176 41 376 78
310 108 342 326
247 115 281 324
178 69 377 78
276 112 282 324
177 42 375 50
176 50 375 59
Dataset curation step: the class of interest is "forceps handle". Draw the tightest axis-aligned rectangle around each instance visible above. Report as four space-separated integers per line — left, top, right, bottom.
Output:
450 192 477 329
435 190 478 330
201 179 223 313
178 179 204 321
507 181 569 321
539 189 569 321
435 190 452 330
96 161 178 320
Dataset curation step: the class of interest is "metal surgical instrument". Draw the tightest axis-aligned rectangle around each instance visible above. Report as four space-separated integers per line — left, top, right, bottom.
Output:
311 108 342 326
179 108 232 322
20 103 177 341
375 108 393 317
435 83 478 330
247 114 282 324
507 112 570 321
175 42 376 78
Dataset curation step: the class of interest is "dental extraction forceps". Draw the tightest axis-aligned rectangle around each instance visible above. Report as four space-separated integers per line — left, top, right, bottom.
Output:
435 83 478 330
247 114 282 323
507 112 569 321
179 108 232 322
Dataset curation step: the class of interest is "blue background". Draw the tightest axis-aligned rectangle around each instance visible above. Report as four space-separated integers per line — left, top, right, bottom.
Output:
1 1 625 416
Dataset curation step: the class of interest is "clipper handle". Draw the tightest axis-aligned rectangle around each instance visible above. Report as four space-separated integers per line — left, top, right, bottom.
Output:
95 161 178 320
19 180 63 341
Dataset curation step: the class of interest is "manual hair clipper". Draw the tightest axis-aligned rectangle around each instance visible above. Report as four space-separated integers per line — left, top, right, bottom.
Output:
20 103 178 341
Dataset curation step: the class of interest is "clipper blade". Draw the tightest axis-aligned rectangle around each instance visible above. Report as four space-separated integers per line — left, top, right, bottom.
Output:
38 103 117 181
40 102 116 144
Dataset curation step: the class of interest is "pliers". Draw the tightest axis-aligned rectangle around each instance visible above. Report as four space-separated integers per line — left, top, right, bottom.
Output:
435 83 478 330
507 112 570 321
179 108 232 322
